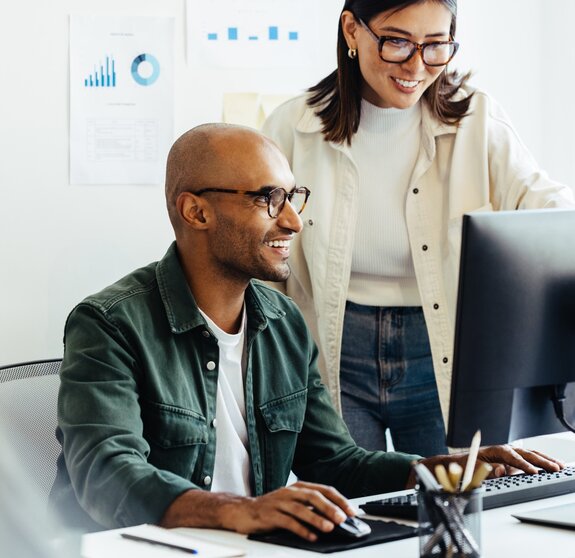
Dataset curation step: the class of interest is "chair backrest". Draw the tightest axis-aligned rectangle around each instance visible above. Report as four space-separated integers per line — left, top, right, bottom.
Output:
0 359 62 505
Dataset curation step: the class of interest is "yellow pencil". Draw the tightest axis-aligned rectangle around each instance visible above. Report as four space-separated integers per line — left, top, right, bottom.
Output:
461 430 481 492
435 464 455 492
469 462 493 489
448 462 463 491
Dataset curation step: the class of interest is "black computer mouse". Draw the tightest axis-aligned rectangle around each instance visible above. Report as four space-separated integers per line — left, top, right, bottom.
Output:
330 516 372 539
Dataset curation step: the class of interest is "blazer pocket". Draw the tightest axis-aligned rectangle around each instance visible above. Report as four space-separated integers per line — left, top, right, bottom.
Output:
142 400 208 448
259 388 308 433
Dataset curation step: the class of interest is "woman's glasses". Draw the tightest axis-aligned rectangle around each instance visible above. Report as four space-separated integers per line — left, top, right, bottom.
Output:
358 18 459 67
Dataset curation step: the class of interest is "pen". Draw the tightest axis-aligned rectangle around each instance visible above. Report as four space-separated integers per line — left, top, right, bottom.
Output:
121 532 198 554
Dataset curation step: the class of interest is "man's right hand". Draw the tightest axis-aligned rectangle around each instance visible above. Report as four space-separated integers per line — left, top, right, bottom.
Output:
160 481 357 541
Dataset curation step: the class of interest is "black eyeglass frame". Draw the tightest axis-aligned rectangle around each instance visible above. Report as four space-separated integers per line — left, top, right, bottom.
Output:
192 186 311 219
358 18 459 67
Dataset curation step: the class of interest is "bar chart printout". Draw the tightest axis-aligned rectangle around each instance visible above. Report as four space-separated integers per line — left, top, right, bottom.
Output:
70 15 174 185
187 0 319 68
84 56 117 87
206 25 298 42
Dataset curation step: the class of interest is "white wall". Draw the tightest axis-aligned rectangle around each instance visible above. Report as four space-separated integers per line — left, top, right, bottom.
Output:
1 1 573 365
542 1 575 186
455 0 544 159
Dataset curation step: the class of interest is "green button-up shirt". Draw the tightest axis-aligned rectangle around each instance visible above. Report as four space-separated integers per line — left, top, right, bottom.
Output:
50 243 419 531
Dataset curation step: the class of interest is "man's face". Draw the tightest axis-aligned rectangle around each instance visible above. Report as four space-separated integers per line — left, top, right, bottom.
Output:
205 138 303 284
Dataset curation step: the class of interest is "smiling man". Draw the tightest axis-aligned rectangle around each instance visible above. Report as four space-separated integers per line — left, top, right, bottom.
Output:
50 124 564 541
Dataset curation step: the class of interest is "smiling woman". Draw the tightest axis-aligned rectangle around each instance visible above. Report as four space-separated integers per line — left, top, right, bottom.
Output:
262 0 574 458
341 1 458 112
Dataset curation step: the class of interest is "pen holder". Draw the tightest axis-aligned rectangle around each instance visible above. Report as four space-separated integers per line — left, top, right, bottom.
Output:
417 488 483 558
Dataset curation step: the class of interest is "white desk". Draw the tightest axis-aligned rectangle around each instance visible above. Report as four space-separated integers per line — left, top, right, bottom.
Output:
82 490 575 558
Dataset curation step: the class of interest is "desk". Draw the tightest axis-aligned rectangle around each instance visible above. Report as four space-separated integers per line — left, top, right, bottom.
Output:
82 490 575 558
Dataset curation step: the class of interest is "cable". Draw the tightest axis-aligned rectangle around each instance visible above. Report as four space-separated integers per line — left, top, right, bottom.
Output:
551 384 575 434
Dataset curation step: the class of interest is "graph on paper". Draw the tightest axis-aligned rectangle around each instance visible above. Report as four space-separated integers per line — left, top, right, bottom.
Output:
205 25 300 42
187 0 319 68
70 15 174 185
84 55 117 87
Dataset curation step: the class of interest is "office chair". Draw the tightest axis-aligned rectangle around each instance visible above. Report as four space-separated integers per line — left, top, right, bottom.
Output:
0 359 62 506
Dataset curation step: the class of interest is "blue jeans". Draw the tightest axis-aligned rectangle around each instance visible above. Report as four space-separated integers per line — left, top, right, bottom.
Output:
340 301 447 457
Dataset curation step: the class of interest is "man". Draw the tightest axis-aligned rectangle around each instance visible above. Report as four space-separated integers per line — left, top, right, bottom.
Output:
50 124 564 541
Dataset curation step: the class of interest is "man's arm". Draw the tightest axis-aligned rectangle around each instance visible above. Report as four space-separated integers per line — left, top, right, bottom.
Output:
160 481 357 542
57 303 197 528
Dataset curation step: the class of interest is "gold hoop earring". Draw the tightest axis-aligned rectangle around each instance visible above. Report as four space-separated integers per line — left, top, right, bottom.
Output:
347 47 357 59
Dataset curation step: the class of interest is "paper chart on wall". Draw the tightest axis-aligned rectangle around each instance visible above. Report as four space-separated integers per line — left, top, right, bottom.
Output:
186 0 320 69
69 15 174 185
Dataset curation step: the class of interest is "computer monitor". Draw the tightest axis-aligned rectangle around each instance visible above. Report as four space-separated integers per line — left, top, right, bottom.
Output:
447 209 575 447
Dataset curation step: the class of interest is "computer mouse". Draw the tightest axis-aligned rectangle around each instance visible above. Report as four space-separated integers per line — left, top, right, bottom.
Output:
330 515 372 539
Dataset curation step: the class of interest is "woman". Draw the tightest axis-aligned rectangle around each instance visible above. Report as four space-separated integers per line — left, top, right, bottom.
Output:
263 0 574 456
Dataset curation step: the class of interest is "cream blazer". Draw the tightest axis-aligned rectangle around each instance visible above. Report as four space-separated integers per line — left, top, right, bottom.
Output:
263 88 574 425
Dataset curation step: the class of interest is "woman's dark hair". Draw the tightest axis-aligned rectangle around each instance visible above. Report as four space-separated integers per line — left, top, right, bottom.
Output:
308 0 472 144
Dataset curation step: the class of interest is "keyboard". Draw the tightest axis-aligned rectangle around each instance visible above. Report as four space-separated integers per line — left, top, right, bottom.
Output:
360 465 575 520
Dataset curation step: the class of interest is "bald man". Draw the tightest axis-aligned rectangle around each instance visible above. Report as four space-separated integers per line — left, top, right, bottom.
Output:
50 124 564 539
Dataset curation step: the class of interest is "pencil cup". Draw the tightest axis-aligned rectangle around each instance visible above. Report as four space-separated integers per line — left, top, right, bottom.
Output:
417 488 483 558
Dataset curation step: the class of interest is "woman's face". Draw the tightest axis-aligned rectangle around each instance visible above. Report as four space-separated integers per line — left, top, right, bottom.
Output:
342 1 453 109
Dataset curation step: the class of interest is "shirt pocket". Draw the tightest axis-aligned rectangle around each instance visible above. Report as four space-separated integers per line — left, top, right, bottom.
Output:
259 388 308 433
142 400 208 479
258 388 307 491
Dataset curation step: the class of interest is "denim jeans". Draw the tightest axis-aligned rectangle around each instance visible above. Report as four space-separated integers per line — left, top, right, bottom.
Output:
340 301 447 457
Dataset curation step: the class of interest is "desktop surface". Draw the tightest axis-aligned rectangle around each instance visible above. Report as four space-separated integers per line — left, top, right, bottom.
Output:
82 486 575 558
81 435 575 556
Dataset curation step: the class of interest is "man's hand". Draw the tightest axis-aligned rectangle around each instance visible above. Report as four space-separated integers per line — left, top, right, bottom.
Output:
160 481 356 542
223 481 357 541
470 445 565 477
406 445 565 488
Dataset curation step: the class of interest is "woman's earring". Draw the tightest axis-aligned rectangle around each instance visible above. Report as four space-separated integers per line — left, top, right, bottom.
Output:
347 47 357 59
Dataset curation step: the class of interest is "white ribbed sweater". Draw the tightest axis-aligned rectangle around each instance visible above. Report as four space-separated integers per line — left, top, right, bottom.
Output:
347 99 422 306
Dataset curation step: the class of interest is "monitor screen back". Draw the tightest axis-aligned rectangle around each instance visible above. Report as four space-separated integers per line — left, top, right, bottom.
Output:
447 209 575 447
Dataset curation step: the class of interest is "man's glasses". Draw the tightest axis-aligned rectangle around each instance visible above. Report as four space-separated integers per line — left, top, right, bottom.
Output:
358 18 459 67
193 186 311 219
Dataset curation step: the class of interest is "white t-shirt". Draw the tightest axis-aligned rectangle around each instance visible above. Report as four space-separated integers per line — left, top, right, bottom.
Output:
199 307 251 496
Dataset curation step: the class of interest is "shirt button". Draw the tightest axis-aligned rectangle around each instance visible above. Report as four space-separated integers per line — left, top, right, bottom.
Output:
202 330 210 338
206 361 216 371
413 187 419 194
443 357 449 364
422 245 428 251
433 303 439 310
203 475 212 486
211 418 217 428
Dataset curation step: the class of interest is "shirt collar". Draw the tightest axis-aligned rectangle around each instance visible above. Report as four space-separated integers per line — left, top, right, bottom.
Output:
156 242 285 334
